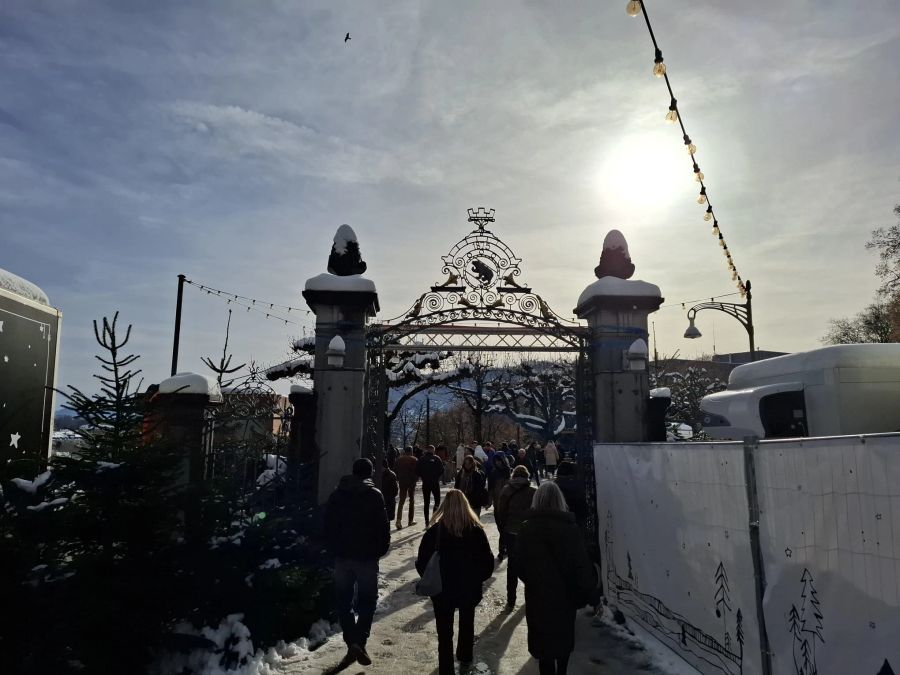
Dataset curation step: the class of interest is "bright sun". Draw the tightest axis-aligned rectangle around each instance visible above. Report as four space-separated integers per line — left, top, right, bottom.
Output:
598 131 689 211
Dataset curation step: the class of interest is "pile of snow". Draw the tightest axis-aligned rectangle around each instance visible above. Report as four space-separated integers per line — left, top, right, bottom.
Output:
289 384 313 395
332 224 356 255
158 373 223 402
326 335 345 353
649 387 671 398
0 267 50 305
291 336 316 353
26 497 68 512
11 470 52 494
577 276 661 306
304 272 376 293
264 356 313 381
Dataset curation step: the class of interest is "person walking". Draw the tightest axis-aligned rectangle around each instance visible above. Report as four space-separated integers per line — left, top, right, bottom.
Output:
455 455 488 517
324 458 391 668
381 460 399 522
487 453 512 557
495 465 537 602
394 446 418 529
543 439 560 477
515 482 598 675
553 461 587 529
417 444 445 524
527 441 544 478
514 447 541 486
416 490 495 675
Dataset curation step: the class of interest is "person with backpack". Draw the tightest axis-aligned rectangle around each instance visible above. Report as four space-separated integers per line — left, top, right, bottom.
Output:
417 444 445 524
454 455 488 517
495 465 537 602
416 490 495 675
515 482 598 675
324 458 391 669
394 446 418 529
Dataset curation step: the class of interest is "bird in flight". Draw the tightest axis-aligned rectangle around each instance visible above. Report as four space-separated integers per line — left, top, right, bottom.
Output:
344 33 351 42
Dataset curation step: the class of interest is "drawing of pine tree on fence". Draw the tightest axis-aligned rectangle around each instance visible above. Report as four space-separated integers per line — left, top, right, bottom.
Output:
788 568 824 675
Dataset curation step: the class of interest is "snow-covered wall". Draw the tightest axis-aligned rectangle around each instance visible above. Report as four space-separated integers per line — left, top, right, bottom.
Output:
0 268 50 306
595 435 900 675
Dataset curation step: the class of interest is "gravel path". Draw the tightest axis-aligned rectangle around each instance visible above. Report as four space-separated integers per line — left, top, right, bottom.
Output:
281 508 680 675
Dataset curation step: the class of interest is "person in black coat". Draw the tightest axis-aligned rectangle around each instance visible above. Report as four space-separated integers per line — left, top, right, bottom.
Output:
417 444 445 524
553 461 587 529
416 489 494 675
454 455 488 516
381 461 399 521
514 447 541 486
515 482 597 675
324 458 391 668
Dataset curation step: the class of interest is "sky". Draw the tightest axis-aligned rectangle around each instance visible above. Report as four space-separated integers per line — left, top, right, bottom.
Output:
1 0 899 397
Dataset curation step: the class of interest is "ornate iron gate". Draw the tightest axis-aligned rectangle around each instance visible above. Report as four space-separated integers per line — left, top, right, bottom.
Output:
362 209 596 541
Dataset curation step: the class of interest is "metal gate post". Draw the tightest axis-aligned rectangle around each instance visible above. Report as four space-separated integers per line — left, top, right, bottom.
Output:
743 435 774 675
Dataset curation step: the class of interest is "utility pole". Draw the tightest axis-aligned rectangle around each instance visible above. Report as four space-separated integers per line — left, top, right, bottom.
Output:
426 395 431 446
171 274 186 376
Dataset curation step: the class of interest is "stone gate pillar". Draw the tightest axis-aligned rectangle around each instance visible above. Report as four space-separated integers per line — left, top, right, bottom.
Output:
302 225 379 504
574 231 662 442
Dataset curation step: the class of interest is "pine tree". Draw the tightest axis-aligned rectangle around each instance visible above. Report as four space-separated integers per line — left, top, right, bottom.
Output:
202 309 246 388
735 608 744 669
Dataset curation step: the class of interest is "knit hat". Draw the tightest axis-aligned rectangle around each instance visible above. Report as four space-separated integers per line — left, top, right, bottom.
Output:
352 458 373 478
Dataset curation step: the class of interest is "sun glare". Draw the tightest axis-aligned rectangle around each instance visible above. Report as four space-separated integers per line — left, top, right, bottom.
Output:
598 132 688 211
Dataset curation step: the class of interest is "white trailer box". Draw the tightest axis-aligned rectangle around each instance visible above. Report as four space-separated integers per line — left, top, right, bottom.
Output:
0 269 61 465
700 344 900 439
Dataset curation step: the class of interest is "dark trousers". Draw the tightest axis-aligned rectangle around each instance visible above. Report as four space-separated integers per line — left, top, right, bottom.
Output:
385 497 396 521
539 654 570 675
505 533 518 603
433 598 475 675
397 482 415 524
422 481 441 523
334 557 378 649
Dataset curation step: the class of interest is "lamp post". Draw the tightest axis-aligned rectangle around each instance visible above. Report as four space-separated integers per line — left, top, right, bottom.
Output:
683 280 755 361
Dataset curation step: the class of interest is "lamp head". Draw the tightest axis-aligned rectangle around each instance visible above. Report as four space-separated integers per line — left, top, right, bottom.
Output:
684 316 702 340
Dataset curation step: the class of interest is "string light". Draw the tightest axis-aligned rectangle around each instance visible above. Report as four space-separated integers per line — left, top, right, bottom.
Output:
627 0 747 295
665 98 678 124
184 279 313 328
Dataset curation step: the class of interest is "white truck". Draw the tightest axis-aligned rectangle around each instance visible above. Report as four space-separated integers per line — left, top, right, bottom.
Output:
700 344 900 439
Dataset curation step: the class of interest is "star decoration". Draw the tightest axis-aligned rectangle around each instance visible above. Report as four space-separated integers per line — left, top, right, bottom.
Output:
10 432 21 448
784 547 792 558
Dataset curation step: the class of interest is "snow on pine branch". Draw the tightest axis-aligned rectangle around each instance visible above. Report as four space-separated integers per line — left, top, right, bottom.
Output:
264 356 313 381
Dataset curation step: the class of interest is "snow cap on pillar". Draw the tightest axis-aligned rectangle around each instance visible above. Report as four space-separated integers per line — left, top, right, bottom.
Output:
575 229 662 315
303 224 379 313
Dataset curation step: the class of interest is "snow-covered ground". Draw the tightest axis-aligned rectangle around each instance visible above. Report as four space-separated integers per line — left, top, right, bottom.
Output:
269 508 699 675
157 506 700 674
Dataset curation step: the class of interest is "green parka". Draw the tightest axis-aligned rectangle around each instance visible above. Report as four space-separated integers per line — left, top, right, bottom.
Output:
514 509 597 659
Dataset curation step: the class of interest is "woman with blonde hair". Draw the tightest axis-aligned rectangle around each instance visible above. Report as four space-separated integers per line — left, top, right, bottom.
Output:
416 489 495 675
515 481 597 675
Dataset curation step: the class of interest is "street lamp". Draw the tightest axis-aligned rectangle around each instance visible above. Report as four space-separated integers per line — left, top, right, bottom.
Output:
683 280 755 361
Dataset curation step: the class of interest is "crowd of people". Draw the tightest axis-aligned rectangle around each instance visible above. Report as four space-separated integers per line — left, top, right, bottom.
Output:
325 437 599 675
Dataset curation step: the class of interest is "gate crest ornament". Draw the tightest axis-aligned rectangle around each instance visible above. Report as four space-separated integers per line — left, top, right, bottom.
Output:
397 208 571 328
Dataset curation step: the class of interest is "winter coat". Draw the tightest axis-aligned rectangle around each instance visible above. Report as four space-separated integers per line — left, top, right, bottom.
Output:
455 467 488 509
417 453 444 484
381 468 399 503
456 445 466 466
395 454 418 486
543 441 560 466
515 509 597 659
555 475 587 529
487 459 511 496
513 456 539 481
495 477 536 535
416 521 494 608
324 476 391 561
473 445 488 462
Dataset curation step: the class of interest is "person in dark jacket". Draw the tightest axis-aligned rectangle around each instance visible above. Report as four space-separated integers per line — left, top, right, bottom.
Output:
495 465 537 603
416 489 494 675
454 455 488 516
515 482 598 675
553 461 587 529
514 447 541 486
381 460 399 521
487 453 511 555
417 444 445 524
324 458 391 668
394 446 418 529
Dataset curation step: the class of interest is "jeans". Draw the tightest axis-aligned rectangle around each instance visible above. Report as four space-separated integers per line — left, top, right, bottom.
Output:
539 654 570 675
433 598 475 675
505 533 518 604
334 557 379 649
397 482 416 524
422 481 441 523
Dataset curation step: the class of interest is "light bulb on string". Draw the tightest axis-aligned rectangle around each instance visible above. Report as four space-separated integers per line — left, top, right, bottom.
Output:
712 220 719 235
704 206 713 222
718 233 725 247
626 0 642 17
665 99 678 124
684 134 697 155
653 49 666 77
693 162 704 182
697 187 707 205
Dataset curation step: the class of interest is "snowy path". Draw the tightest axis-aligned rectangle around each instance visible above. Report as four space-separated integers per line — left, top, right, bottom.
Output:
280 507 696 675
